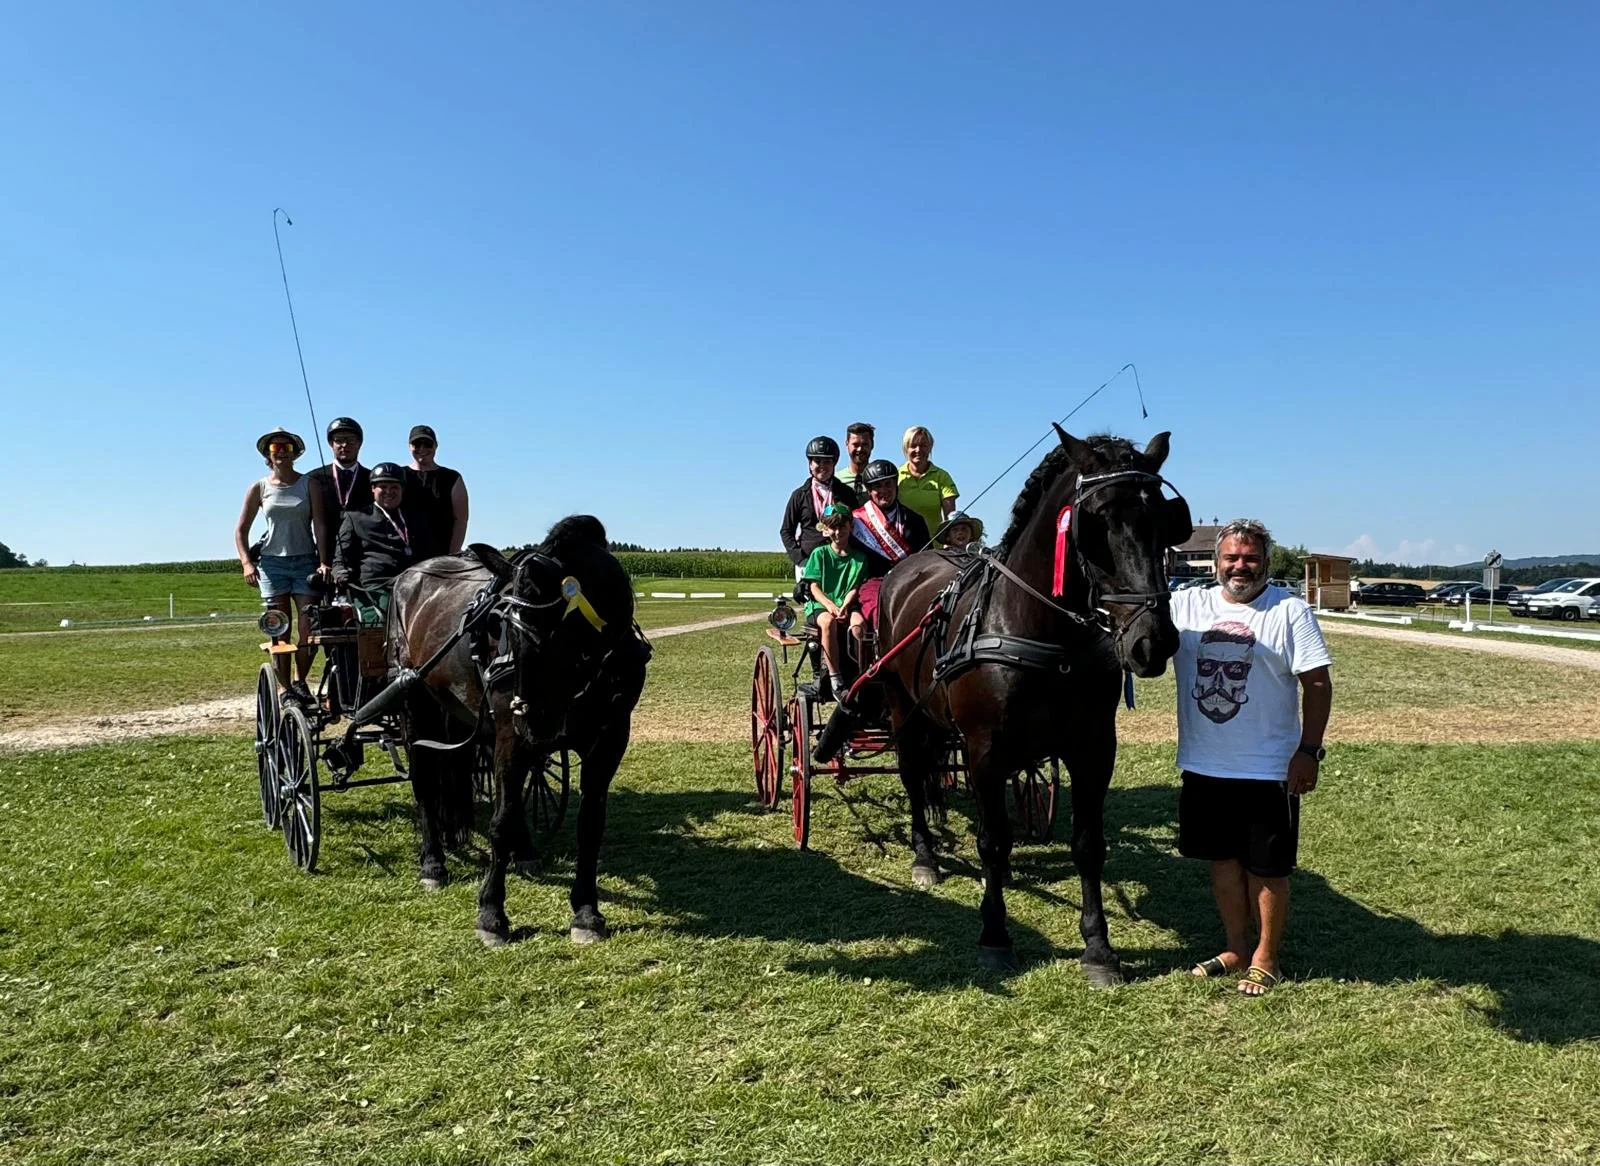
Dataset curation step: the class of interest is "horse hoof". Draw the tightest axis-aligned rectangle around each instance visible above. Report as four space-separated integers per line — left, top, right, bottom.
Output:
1081 959 1125 989
420 875 447 892
911 864 941 890
978 945 1018 973
570 925 608 945
476 927 510 948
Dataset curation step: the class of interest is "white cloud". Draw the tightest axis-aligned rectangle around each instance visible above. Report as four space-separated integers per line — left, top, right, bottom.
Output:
1331 535 1477 565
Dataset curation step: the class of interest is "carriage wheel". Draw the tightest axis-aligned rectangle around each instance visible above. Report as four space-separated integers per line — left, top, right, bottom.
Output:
255 664 282 829
470 737 494 802
939 743 967 794
526 749 574 848
276 704 322 872
1012 757 1061 844
751 645 785 807
791 696 813 850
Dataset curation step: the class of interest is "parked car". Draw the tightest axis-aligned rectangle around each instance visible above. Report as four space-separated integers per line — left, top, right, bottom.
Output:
1422 582 1478 604
1443 585 1520 607
1524 578 1600 621
1506 577 1578 618
1589 597 1600 622
1356 581 1426 607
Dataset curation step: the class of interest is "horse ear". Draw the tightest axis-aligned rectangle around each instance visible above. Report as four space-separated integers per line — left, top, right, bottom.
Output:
470 542 515 584
1144 431 1171 470
1052 423 1089 461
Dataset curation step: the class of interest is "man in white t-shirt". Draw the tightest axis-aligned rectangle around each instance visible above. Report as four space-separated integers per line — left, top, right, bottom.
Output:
1172 518 1333 996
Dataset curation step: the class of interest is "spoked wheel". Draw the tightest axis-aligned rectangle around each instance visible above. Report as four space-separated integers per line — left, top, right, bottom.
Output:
276 705 322 872
1012 756 1061 844
526 749 574 849
939 743 968 795
255 664 281 829
791 696 813 850
470 737 494 802
751 645 785 807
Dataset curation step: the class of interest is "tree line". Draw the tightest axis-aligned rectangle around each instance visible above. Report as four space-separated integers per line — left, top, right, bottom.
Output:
1352 560 1600 585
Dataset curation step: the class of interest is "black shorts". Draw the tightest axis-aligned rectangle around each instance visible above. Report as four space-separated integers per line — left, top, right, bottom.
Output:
1177 771 1300 878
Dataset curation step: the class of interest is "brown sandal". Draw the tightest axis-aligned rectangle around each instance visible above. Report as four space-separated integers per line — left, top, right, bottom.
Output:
1238 966 1281 996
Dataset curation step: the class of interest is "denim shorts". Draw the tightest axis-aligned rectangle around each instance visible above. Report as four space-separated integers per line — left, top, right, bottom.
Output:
259 552 319 599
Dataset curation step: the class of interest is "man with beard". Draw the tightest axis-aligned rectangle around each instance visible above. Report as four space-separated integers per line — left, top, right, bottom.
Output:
850 458 930 627
306 417 373 553
1171 518 1332 996
835 422 876 494
780 436 858 580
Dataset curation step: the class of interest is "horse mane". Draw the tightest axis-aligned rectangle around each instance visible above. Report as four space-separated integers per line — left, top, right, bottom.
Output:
541 514 609 554
995 434 1141 560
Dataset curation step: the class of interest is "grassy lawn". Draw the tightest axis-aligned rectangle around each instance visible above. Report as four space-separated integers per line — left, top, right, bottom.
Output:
1 614 1599 1161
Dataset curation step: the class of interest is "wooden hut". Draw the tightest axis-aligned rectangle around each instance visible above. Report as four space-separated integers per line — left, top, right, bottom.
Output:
1303 554 1355 611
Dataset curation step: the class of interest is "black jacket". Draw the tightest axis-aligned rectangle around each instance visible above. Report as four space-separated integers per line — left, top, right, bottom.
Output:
856 504 931 580
779 477 859 566
335 504 420 588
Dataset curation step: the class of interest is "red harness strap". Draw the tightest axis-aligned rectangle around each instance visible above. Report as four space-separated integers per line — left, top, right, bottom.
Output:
843 604 942 704
1051 505 1073 597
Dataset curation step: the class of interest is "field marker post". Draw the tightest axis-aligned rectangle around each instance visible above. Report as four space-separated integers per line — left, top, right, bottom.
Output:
169 594 175 620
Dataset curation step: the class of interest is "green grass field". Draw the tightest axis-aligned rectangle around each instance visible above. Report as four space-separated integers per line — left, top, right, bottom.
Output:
2 577 1598 1162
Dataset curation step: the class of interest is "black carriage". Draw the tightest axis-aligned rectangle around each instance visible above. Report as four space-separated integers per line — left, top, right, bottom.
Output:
252 588 571 872
749 597 1060 849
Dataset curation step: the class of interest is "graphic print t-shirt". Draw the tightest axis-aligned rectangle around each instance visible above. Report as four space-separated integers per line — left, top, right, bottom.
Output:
1171 584 1332 781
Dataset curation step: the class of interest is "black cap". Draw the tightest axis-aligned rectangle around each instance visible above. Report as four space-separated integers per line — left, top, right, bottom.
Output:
370 462 405 485
861 458 899 486
327 416 363 441
805 435 840 460
408 424 437 445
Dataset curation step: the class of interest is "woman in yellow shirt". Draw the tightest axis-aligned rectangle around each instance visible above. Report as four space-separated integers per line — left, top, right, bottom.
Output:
897 425 959 544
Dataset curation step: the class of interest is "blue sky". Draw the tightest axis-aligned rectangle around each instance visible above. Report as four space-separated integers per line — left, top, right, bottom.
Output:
3 2 1595 566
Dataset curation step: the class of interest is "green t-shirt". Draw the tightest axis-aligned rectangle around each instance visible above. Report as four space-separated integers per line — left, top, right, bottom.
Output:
898 463 959 542
801 543 868 617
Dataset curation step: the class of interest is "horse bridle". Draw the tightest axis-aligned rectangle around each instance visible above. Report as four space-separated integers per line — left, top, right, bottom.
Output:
1071 468 1187 614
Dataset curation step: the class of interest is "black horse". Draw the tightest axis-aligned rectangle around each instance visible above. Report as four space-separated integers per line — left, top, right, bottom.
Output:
873 429 1185 983
387 515 649 946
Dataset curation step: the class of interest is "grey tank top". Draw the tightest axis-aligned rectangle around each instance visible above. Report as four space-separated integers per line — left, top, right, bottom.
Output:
259 475 316 557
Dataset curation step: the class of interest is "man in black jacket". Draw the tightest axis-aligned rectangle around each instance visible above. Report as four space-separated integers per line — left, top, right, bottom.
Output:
779 435 858 578
333 463 418 606
850 458 930 626
307 417 373 553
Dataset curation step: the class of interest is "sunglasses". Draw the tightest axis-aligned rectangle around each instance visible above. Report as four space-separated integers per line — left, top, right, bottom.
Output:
268 442 297 454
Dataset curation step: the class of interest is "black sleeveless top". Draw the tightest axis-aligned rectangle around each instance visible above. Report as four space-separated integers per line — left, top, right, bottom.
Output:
403 465 461 558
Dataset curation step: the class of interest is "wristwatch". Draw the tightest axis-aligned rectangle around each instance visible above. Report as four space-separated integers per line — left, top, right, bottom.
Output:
1297 743 1327 762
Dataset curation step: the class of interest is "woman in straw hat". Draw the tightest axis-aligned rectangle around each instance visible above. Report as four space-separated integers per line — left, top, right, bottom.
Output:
234 426 329 698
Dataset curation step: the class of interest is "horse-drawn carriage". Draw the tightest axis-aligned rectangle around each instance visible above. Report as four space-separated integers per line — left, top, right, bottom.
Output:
749 593 1061 850
252 580 572 874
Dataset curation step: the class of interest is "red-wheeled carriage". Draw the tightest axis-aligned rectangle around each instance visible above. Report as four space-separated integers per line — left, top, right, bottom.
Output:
749 597 1060 849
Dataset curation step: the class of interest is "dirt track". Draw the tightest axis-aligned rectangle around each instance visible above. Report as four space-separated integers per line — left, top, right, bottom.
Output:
0 611 766 754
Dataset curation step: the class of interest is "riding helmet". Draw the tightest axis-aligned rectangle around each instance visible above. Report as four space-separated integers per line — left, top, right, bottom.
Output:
369 461 405 485
805 435 840 461
861 458 899 487
327 416 363 441
256 427 306 458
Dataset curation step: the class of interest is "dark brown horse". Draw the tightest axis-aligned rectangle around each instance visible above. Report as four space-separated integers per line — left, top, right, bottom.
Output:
873 430 1185 983
387 515 649 946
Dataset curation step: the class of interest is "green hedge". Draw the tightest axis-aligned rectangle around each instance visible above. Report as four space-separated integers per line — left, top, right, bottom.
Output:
7 551 792 580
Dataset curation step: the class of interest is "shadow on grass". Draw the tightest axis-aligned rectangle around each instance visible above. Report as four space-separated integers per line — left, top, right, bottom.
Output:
1082 783 1600 1046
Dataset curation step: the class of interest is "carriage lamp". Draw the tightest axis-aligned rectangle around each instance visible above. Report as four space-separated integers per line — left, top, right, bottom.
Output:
770 598 796 634
258 608 292 641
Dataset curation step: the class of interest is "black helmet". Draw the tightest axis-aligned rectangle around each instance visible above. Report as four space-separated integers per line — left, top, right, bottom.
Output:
861 458 899 487
805 435 840 461
370 461 404 485
327 416 363 441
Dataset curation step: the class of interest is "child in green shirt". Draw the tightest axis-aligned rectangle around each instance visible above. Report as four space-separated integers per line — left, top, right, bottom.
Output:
801 503 868 698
